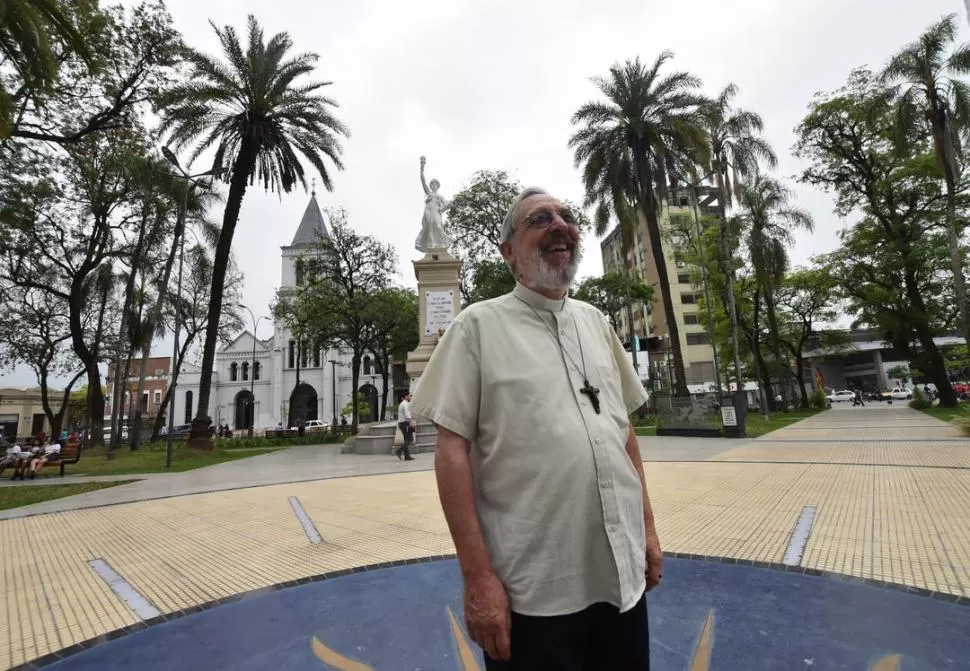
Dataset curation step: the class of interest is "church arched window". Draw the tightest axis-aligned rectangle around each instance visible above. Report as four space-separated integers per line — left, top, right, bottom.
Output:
295 258 305 286
230 362 238 382
254 362 261 381
363 356 372 375
242 361 249 381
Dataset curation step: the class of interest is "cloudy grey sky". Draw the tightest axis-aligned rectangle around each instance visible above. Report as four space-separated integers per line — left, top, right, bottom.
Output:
1 0 965 387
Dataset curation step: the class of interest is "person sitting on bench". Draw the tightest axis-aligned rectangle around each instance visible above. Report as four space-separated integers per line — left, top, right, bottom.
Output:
28 440 61 479
1 444 25 477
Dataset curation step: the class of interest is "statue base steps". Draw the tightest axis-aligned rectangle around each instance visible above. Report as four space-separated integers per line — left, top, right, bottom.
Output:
342 421 437 455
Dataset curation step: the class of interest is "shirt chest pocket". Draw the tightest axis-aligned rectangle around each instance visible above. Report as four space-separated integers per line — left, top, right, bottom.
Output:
595 363 628 421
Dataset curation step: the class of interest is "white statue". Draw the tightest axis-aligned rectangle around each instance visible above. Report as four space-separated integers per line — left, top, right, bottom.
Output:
415 155 453 253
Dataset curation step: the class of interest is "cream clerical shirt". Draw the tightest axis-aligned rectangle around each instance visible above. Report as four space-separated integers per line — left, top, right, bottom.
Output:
411 283 650 616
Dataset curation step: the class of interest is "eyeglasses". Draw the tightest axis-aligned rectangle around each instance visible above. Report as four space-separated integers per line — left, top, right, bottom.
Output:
523 208 579 229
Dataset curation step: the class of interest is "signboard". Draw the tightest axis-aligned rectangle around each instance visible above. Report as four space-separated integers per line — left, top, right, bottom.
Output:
425 290 455 336
720 405 738 427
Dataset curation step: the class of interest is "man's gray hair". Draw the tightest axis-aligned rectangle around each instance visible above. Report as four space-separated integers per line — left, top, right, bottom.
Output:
500 187 549 246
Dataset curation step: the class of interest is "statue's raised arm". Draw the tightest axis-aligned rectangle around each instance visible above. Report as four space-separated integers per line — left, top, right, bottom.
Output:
420 156 430 196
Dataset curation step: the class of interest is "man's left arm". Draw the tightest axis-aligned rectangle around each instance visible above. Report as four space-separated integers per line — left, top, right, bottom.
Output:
624 424 662 591
600 314 663 591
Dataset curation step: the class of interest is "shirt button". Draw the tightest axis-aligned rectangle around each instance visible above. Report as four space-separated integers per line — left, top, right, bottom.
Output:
595 437 604 445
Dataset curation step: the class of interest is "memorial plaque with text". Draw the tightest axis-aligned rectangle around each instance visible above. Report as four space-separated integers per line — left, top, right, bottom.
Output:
425 290 455 336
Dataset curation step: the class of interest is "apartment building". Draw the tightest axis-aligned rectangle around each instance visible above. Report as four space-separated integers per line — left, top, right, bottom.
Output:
599 186 720 390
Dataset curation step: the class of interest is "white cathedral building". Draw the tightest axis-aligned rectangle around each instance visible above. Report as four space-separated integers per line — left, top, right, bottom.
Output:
177 193 392 431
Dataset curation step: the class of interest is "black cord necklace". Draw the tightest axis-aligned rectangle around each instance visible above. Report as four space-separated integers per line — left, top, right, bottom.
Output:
514 295 601 414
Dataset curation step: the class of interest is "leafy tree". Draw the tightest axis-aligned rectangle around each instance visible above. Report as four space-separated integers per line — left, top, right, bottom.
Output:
128 165 219 451
774 268 847 407
150 245 244 440
300 210 397 433
881 13 970 351
0 130 152 446
158 15 349 447
697 83 777 387
737 174 814 404
0 284 85 437
570 53 706 395
0 0 93 136
573 271 653 334
465 258 516 305
795 68 960 406
365 288 418 419
341 393 370 422
6 1 178 144
446 170 522 265
446 169 588 303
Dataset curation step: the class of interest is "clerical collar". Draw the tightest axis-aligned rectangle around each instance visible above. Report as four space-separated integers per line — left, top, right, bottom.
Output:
513 282 568 313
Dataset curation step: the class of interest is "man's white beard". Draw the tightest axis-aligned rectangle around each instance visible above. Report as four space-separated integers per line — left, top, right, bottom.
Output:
529 239 583 293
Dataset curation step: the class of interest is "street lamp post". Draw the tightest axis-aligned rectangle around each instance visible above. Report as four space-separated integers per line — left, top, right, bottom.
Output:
162 147 219 469
239 304 267 438
328 359 339 426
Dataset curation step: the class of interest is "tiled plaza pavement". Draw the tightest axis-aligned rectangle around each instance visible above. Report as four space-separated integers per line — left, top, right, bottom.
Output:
1 405 969 668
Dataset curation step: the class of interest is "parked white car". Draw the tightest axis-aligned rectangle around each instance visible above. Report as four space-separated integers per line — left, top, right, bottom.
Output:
289 419 330 432
888 387 913 400
827 390 856 403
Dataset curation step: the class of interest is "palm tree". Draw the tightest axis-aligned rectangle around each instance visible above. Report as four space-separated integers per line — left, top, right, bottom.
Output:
882 13 970 351
570 53 706 396
159 15 349 447
737 175 813 405
579 142 643 371
698 84 777 391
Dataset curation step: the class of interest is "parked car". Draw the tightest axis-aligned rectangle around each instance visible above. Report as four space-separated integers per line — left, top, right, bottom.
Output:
159 424 191 438
827 390 856 403
102 426 129 441
888 387 913 400
289 419 330 433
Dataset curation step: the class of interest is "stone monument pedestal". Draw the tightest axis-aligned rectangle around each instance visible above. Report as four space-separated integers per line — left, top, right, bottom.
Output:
406 249 462 382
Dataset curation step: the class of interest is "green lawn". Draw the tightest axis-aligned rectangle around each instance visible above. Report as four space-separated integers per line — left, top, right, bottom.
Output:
919 405 967 424
68 444 284 476
632 407 822 438
919 405 970 436
0 480 137 511
741 408 824 438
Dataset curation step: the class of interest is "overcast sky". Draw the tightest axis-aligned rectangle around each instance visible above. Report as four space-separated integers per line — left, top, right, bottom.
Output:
1 0 965 388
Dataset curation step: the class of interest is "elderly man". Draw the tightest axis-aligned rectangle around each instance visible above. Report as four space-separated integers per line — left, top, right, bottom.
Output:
410 187 661 669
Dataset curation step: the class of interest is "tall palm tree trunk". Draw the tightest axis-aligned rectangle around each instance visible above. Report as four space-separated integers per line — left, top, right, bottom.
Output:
944 177 970 351
633 149 688 395
622 239 639 372
712 169 745 392
131 202 185 448
190 141 258 448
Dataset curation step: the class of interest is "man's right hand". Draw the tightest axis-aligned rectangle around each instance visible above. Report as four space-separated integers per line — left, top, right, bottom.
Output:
464 570 511 661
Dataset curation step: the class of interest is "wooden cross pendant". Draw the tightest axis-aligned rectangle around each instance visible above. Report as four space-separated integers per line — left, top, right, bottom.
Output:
580 379 601 414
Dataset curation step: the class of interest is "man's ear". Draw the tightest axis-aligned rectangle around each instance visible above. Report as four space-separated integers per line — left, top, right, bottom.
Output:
499 241 513 264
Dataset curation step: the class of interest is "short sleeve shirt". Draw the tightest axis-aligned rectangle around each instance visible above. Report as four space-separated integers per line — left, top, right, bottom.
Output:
410 283 650 616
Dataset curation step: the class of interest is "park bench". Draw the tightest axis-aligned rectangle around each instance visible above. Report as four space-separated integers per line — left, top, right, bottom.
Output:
31 440 82 477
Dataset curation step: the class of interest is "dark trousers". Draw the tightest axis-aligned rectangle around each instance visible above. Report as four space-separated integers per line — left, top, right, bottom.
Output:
395 422 413 459
484 593 648 671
